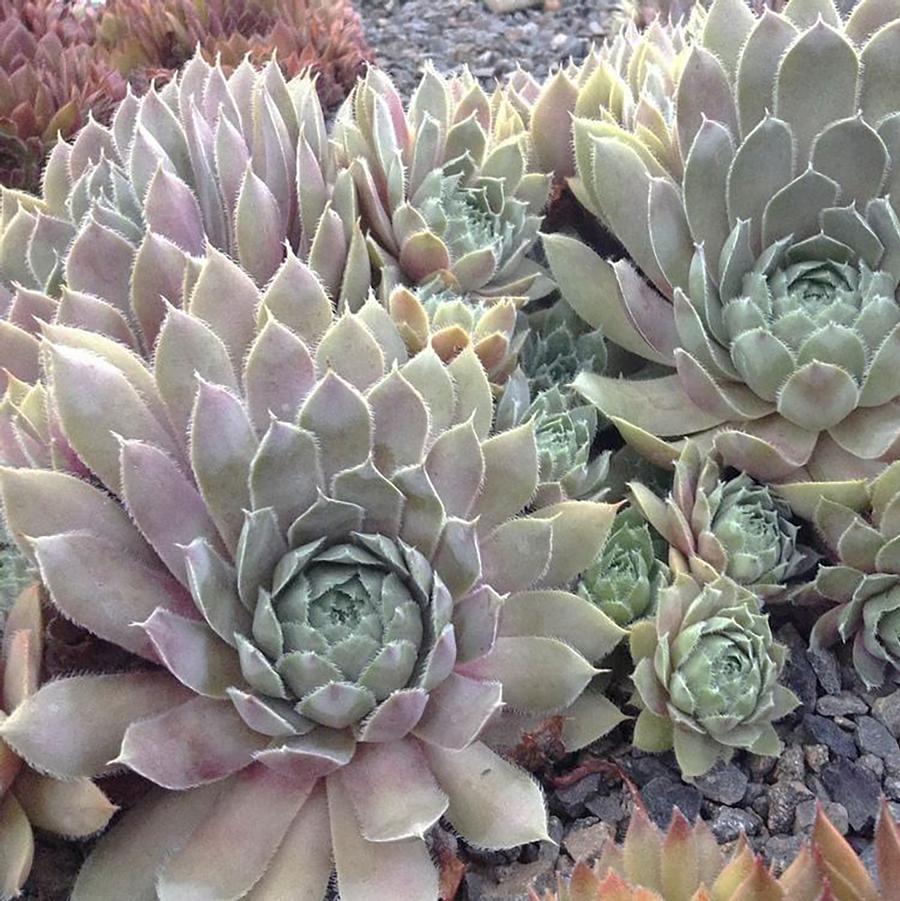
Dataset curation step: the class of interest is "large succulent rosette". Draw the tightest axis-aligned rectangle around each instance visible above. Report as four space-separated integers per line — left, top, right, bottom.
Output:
0 49 369 392
0 586 116 899
630 573 798 777
0 247 624 898
630 442 810 597
546 0 900 486
333 65 553 301
806 462 900 688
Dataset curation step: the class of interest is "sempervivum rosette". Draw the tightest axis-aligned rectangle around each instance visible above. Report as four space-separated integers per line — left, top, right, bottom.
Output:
804 462 900 688
630 573 798 777
0 48 369 391
333 65 554 302
630 442 812 598
546 0 900 486
0 248 624 899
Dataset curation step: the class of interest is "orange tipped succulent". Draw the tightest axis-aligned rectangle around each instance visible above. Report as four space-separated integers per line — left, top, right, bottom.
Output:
98 0 373 107
537 801 898 901
0 0 126 191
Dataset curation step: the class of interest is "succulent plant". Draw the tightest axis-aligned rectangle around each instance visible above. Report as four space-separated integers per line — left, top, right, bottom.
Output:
0 585 116 899
0 235 627 897
546 0 900 486
508 13 702 184
0 0 126 192
97 0 372 109
0 50 370 393
519 300 607 399
804 461 900 689
577 508 669 628
629 572 797 776
333 65 554 301
388 281 526 387
630 442 811 598
535 799 899 901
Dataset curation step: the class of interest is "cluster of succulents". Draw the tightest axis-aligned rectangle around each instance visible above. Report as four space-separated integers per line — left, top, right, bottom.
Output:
96 0 372 107
0 0 126 190
537 800 900 900
3 0 900 894
0 0 370 193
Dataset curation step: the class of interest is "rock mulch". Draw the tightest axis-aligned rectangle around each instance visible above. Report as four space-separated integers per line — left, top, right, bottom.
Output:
356 0 623 97
451 620 900 899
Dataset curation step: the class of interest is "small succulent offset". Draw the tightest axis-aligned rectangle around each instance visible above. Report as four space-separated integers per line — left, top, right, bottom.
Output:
536 799 900 901
333 65 553 301
805 462 900 689
630 442 811 598
495 374 609 506
0 234 626 898
97 0 372 108
0 586 116 899
519 300 606 400
629 573 798 777
547 0 900 485
577 508 669 629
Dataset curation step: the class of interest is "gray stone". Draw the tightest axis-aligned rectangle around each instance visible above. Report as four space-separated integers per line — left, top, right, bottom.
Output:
484 0 542 14
778 624 818 712
693 761 749 806
563 822 613 863
873 690 900 739
808 647 842 695
817 692 869 717
858 753 885 779
553 774 600 818
625 756 676 787
803 714 858 759
821 760 881 832
773 745 805 783
584 793 623 823
481 859 557 900
804 744 830 773
710 807 762 842
767 780 813 835
641 776 702 829
764 835 804 875
794 800 849 835
857 715 900 759
748 754 777 781
885 777 900 801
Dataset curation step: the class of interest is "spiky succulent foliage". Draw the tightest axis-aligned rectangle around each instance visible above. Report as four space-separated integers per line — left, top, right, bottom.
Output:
535 800 900 901
388 282 526 387
630 442 810 598
0 227 629 898
0 0 126 192
506 13 702 183
520 300 606 399
577 508 669 628
333 65 554 301
0 50 371 396
803 461 900 689
0 585 116 900
629 572 797 776
97 0 372 108
546 0 900 486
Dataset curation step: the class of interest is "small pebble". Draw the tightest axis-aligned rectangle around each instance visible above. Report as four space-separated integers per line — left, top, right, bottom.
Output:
817 692 869 717
804 744 830 772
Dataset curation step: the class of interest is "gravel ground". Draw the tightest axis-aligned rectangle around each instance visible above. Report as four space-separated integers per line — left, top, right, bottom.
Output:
356 0 625 96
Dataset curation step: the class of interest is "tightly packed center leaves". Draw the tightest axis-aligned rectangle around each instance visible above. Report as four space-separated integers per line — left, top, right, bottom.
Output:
234 533 456 730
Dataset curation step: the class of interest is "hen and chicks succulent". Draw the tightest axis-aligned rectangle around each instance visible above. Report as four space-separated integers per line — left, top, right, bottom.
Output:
4 0 900 895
